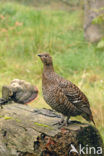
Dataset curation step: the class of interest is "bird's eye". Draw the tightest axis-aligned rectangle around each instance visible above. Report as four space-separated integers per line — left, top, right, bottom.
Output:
45 55 48 57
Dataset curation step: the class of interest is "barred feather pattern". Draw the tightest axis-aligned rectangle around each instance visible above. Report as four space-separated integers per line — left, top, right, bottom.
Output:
42 71 94 123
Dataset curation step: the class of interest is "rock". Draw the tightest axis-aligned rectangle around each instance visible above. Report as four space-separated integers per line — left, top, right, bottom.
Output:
1 79 38 105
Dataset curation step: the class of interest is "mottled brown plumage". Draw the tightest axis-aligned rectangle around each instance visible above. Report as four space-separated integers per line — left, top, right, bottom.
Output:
38 53 95 125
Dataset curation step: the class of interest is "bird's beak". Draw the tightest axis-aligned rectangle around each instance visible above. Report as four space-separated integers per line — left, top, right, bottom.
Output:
37 54 42 57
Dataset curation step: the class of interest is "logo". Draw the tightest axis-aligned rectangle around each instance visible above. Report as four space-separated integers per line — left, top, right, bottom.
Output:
69 144 78 154
69 144 102 155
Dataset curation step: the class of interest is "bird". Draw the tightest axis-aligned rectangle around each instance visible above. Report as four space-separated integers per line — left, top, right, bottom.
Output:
38 53 95 126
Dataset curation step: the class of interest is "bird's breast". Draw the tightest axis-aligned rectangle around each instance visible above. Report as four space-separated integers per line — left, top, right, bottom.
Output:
42 85 56 107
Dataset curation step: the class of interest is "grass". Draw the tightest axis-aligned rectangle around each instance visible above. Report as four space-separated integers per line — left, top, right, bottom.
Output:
0 2 104 140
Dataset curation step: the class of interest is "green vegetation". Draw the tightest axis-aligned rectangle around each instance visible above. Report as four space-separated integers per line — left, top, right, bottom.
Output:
34 122 53 129
0 2 104 140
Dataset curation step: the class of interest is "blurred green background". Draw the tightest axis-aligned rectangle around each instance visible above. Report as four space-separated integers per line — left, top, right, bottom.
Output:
0 0 104 140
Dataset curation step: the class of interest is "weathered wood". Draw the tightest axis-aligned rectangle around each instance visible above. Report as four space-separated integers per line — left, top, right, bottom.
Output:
0 103 103 156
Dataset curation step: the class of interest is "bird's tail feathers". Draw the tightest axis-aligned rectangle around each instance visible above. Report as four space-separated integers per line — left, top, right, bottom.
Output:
90 115 96 126
82 113 96 126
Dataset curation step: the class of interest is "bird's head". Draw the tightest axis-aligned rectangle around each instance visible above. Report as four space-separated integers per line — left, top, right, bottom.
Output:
38 53 53 66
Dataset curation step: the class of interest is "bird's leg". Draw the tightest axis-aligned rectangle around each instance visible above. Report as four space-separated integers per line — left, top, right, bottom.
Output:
66 116 70 126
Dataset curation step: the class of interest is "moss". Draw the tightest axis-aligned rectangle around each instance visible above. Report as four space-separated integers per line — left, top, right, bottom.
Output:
4 116 13 120
34 122 53 130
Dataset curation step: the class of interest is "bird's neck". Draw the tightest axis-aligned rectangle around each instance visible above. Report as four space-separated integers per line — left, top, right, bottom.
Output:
43 64 54 73
42 64 55 88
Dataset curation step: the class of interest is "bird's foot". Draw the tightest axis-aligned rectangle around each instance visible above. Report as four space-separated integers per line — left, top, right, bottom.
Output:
52 118 80 128
52 115 65 126
52 120 64 126
58 119 73 128
53 120 70 128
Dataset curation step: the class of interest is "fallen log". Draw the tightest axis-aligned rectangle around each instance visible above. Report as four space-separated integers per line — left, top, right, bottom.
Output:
0 103 103 156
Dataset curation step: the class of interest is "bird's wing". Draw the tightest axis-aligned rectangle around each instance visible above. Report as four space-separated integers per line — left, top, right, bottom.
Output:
59 80 92 116
54 85 78 115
